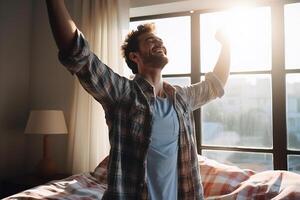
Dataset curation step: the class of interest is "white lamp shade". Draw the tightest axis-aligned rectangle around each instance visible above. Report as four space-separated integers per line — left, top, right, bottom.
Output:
25 110 68 134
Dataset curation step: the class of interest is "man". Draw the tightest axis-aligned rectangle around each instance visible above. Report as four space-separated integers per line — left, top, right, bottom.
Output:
46 1 230 199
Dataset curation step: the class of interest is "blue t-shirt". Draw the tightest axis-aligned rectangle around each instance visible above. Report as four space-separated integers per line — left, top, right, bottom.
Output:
146 96 180 200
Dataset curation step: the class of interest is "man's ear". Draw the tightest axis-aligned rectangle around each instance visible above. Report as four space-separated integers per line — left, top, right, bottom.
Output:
129 52 139 63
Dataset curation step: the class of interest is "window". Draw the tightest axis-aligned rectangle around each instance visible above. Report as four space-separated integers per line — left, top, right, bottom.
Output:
202 75 273 149
200 7 271 72
285 3 300 69
200 7 273 171
202 150 273 172
285 2 300 173
130 1 300 173
286 74 300 151
288 155 300 173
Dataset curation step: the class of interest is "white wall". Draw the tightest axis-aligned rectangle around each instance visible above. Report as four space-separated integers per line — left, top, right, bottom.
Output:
0 0 32 179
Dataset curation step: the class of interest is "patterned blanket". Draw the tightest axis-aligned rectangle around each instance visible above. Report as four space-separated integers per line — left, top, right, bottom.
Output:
5 156 300 200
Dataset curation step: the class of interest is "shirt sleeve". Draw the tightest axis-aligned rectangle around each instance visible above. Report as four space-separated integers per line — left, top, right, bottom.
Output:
58 29 130 109
180 72 225 111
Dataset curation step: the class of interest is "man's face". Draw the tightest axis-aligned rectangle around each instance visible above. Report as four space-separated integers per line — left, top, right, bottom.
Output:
136 32 168 69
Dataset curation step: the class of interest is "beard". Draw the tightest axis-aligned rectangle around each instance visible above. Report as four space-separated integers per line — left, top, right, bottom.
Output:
140 52 169 69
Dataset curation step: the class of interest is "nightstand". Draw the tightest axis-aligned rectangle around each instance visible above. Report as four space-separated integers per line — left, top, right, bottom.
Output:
1 173 70 198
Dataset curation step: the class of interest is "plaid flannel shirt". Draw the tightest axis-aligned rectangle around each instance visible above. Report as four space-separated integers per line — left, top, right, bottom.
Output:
59 30 224 200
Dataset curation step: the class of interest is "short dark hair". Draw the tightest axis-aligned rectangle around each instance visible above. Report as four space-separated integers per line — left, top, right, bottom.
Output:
121 23 156 74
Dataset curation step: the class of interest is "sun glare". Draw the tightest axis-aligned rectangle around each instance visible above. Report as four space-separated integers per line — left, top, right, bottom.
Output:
200 6 271 72
130 5 272 75
285 3 300 69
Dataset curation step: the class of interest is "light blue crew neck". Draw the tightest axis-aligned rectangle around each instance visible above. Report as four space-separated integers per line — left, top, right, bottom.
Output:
146 97 180 200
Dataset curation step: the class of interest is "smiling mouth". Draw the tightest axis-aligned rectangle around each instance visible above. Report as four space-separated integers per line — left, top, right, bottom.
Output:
152 47 166 55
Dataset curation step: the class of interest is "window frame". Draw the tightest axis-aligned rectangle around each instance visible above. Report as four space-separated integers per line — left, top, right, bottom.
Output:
130 0 300 171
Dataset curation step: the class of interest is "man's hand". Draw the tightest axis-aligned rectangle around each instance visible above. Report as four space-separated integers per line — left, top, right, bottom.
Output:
215 29 230 47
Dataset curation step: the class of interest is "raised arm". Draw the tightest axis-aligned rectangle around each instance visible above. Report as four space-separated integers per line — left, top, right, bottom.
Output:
45 0 130 109
178 30 230 111
45 0 77 53
213 30 231 87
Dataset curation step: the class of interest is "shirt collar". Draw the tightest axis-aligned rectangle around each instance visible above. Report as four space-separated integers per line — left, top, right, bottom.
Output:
133 74 176 100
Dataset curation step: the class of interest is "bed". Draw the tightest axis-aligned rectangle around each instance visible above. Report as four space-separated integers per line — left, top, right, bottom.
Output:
5 155 300 199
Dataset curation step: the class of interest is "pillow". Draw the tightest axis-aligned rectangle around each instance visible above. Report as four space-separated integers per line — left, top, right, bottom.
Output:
91 156 108 185
198 155 255 197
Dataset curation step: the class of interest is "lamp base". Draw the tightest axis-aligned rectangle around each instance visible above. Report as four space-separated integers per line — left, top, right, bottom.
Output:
36 157 57 178
35 135 58 178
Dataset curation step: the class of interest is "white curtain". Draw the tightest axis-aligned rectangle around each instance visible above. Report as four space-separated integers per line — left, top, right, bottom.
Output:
66 0 129 174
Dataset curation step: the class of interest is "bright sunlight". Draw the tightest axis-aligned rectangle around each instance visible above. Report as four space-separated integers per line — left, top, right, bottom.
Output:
200 6 271 72
285 3 300 69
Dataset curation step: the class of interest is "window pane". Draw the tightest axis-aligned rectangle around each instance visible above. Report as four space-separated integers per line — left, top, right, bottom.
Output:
288 155 300 174
286 74 300 150
202 75 273 148
130 16 191 75
163 77 190 87
200 7 271 72
285 3 300 69
202 150 273 172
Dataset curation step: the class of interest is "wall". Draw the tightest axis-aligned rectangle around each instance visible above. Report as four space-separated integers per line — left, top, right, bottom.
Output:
0 0 128 181
0 0 32 179
26 0 74 174
0 0 74 181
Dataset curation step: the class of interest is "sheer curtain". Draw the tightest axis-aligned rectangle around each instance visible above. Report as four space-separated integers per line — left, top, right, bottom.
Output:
66 0 129 174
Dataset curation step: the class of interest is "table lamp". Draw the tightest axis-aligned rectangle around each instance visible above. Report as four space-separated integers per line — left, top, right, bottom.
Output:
25 110 68 177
